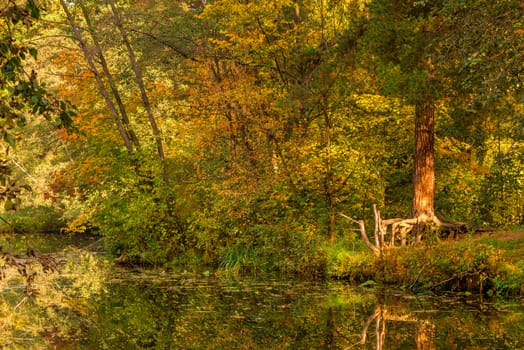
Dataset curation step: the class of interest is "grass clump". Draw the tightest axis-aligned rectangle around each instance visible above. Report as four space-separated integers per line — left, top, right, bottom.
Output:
217 244 261 275
492 260 524 297
326 246 374 282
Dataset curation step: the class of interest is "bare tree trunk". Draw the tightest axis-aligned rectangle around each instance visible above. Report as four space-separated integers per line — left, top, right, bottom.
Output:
412 102 435 239
412 102 435 218
108 0 169 184
78 0 140 151
59 0 135 154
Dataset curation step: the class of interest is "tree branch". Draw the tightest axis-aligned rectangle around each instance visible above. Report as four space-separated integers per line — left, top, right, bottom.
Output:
339 212 379 255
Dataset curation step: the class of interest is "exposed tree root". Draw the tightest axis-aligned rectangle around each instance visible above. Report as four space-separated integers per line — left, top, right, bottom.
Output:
339 205 495 256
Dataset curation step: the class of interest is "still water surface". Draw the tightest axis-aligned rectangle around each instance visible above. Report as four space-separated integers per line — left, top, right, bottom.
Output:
1 234 523 349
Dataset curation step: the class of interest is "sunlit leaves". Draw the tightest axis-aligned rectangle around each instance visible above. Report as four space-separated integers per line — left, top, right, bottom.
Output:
5 0 521 268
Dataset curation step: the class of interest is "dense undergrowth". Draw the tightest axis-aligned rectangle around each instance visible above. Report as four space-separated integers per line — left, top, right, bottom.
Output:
0 200 522 297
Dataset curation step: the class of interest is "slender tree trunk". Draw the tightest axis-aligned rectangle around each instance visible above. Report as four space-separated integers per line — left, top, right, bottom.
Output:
59 0 135 154
79 0 140 151
323 102 335 242
108 0 169 184
412 102 435 219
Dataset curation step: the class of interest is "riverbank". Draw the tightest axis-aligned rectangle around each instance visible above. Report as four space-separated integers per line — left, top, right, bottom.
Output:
2 216 522 298
328 230 524 297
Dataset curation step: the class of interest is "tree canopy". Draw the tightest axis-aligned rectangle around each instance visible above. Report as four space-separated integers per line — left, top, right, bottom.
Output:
1 0 522 268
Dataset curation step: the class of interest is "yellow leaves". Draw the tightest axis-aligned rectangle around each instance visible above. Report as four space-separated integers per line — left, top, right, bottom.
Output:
61 213 89 234
437 136 490 176
200 0 313 55
77 160 104 185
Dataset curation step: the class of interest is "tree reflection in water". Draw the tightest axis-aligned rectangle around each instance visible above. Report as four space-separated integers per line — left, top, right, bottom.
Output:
348 305 435 350
1 245 523 349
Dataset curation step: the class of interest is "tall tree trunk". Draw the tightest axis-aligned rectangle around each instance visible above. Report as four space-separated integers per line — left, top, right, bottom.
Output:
59 0 136 154
79 0 141 151
412 102 435 219
108 0 169 184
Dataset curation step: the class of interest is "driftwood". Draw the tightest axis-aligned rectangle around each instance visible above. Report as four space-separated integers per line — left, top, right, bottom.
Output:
338 211 379 255
339 204 493 256
339 204 409 256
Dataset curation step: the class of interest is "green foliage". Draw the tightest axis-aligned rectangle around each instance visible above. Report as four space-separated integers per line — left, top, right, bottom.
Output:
0 0 76 218
377 241 523 295
477 138 524 226
0 205 65 233
218 244 260 275
0 0 76 129
188 177 329 274
492 260 524 297
92 162 189 266
2 0 520 275
326 248 373 282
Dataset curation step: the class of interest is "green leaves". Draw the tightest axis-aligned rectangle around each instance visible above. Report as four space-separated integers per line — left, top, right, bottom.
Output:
0 0 77 213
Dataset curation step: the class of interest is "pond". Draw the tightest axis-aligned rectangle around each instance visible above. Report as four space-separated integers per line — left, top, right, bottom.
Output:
1 234 523 349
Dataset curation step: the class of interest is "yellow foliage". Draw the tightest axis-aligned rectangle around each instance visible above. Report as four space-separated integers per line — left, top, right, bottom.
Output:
61 214 89 234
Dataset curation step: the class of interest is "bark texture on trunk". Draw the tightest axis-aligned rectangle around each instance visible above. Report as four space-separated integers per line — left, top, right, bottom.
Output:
412 102 435 218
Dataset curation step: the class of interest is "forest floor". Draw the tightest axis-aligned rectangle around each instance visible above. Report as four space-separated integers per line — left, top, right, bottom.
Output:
475 229 524 241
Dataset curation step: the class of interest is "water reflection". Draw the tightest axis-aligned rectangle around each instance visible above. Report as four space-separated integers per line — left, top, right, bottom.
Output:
1 240 523 349
345 292 524 350
351 304 434 350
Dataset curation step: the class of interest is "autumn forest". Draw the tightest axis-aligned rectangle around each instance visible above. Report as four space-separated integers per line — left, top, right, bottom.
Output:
1 0 523 290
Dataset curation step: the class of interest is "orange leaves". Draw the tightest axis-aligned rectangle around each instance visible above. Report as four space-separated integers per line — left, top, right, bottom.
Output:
54 126 79 142
48 169 73 196
78 160 104 186
48 156 108 197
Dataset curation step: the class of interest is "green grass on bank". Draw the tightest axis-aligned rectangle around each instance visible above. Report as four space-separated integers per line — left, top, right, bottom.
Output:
327 231 524 297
